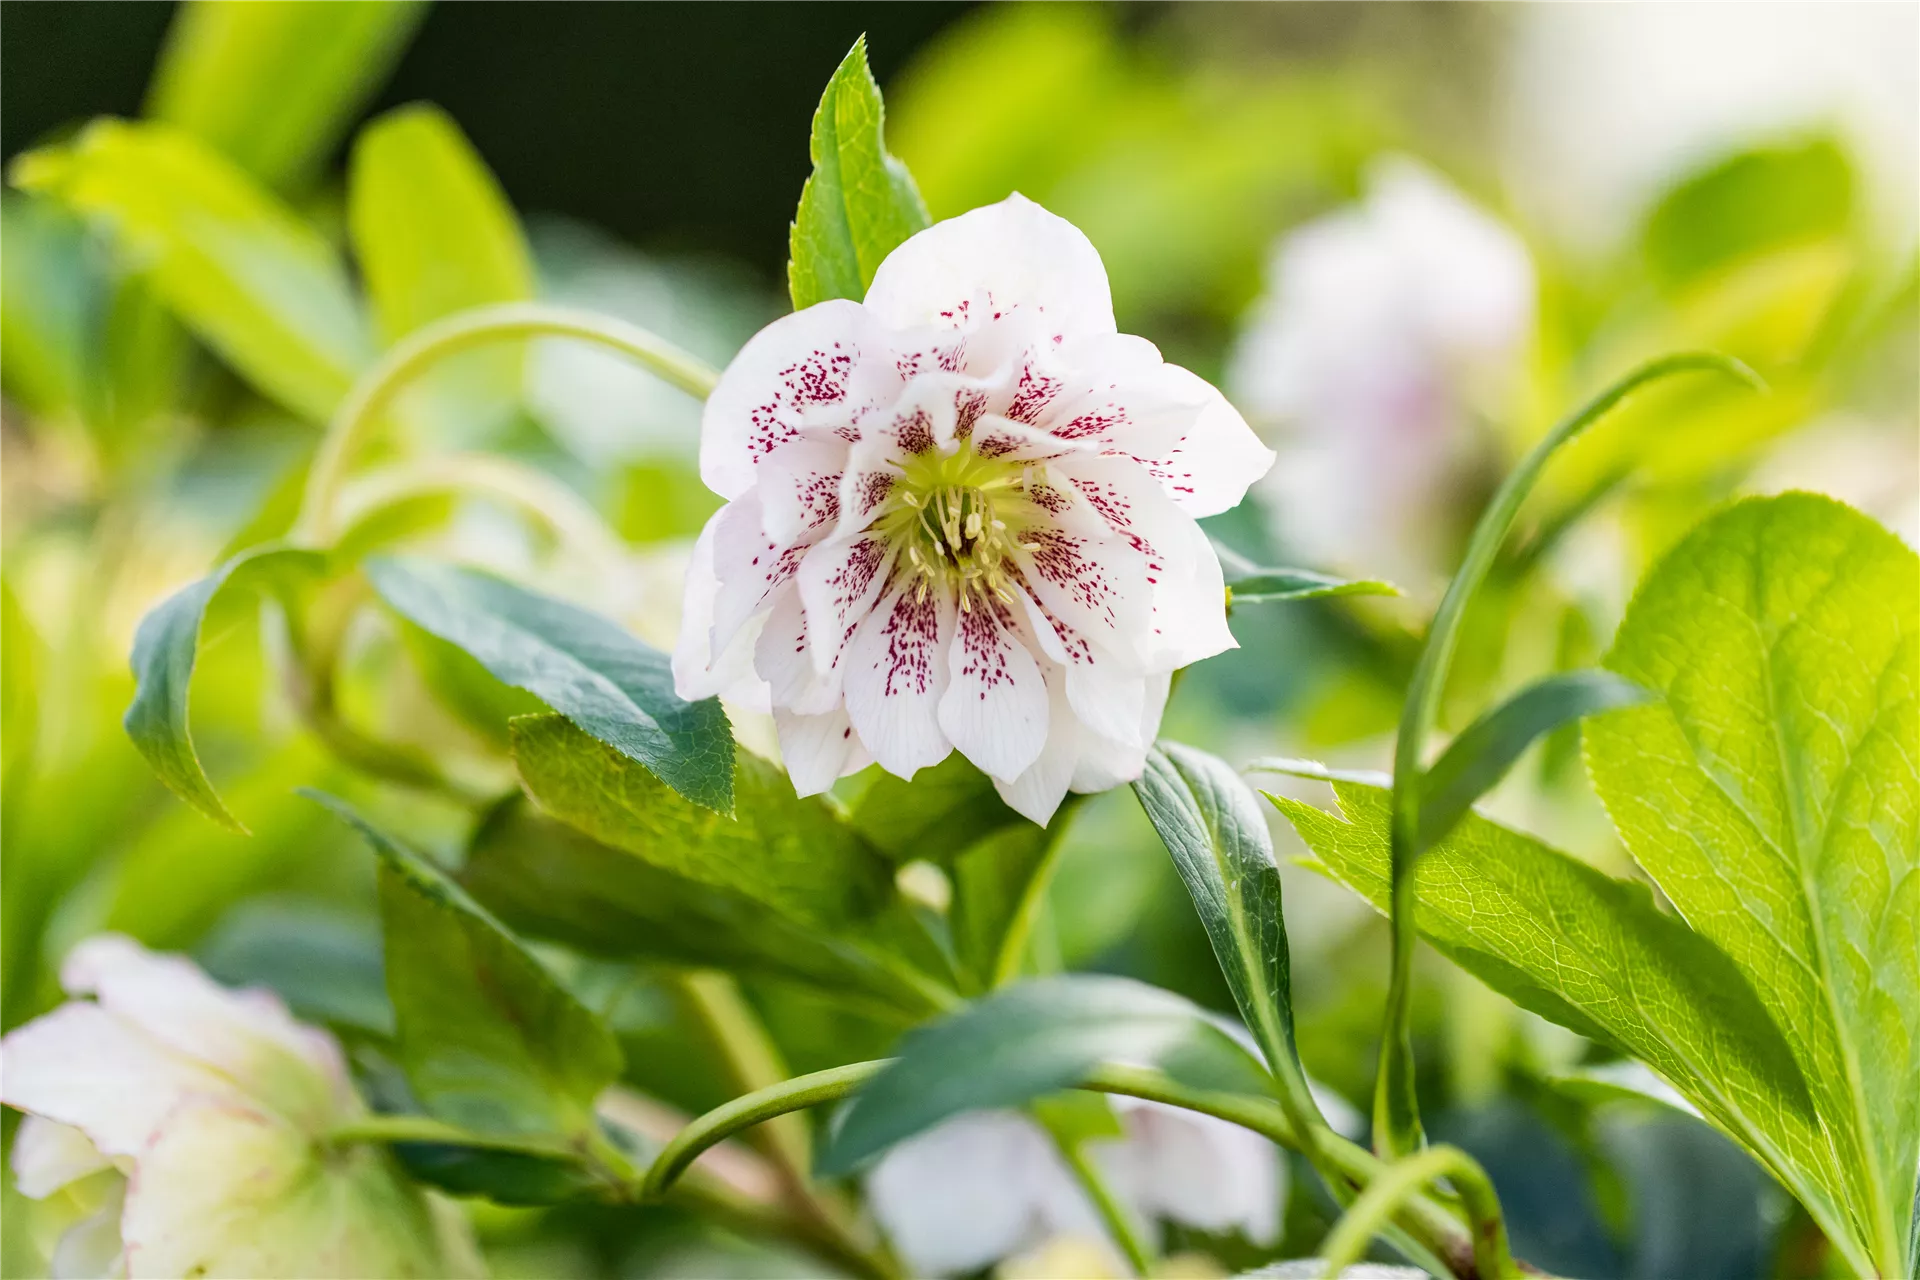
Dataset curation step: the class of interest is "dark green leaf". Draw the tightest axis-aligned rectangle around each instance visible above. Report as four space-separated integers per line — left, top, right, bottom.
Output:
198 900 393 1038
123 544 325 832
1134 743 1317 1120
1587 493 1918 1275
817 974 1272 1175
1415 670 1650 854
308 791 623 1140
147 0 426 191
847 751 1028 864
365 555 732 814
788 36 931 309
12 121 372 420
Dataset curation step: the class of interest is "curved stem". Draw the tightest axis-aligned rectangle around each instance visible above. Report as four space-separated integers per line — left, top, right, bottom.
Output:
1319 1145 1519 1280
299 302 722 543
643 1060 886 1200
674 972 819 1206
1043 1117 1156 1276
1374 352 1762 1158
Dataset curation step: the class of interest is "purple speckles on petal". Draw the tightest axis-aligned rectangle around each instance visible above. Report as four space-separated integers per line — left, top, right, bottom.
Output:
1006 361 1062 425
1027 528 1116 625
956 594 1020 699
894 408 936 455
880 588 942 697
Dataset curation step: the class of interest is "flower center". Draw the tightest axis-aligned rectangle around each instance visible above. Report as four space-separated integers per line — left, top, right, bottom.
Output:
880 447 1037 610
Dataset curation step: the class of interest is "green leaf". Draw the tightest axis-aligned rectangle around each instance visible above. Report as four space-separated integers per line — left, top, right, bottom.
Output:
788 36 931 310
308 791 623 1140
364 555 733 814
847 750 1028 864
123 544 326 832
1643 138 1854 290
463 800 944 1018
0 194 98 421
11 121 372 420
817 974 1273 1175
1267 773 1860 1273
1132 743 1318 1123
1586 492 1919 1275
1415 670 1650 854
1215 544 1399 604
510 715 890 935
198 900 394 1038
349 103 534 342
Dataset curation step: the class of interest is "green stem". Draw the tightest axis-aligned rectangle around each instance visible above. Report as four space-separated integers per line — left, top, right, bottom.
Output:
1318 1145 1519 1280
990 795 1084 987
1042 1116 1156 1276
675 972 818 1200
1375 352 1762 1158
299 302 721 543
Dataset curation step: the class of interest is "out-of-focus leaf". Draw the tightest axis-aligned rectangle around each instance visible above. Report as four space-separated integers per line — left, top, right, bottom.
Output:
847 751 1028 864
510 716 887 933
0 195 98 421
349 103 534 343
818 974 1273 1174
788 36 931 309
147 0 426 192
12 121 371 420
1415 670 1649 854
1587 493 1918 1275
1268 774 1857 1274
1134 743 1317 1122
397 620 547 753
947 822 1051 990
364 556 733 814
1216 545 1399 605
198 900 394 1038
311 791 623 1141
123 544 326 832
1 579 41 785
1643 138 1854 290
463 801 942 1018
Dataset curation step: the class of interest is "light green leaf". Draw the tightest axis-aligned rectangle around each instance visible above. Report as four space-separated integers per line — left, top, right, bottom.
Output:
310 791 623 1140
0 195 97 421
788 36 931 310
1133 743 1318 1123
365 555 733 814
817 974 1273 1175
463 800 945 1019
350 103 534 342
1643 138 1854 291
123 544 326 832
1269 773 1858 1270
1587 492 1919 1274
12 120 372 420
1416 670 1650 854
1215 544 1399 605
147 0 426 192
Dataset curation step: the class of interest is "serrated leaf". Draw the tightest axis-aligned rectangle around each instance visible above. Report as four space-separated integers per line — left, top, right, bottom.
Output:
365 555 733 814
1268 775 1859 1273
1416 670 1650 854
123 544 326 832
1133 743 1318 1122
817 974 1273 1175
462 800 944 1018
788 36 930 310
1586 492 1919 1274
12 121 371 420
147 0 426 192
309 791 623 1141
1215 545 1400 605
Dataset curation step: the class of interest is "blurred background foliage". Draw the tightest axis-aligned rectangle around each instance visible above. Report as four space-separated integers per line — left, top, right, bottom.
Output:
2 3 1914 1277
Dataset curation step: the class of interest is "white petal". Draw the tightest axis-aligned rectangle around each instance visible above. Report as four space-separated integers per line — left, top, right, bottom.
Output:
699 299 896 500
796 533 897 680
773 708 866 798
843 579 956 778
673 509 758 702
938 593 1049 782
12 1116 111 1199
866 1111 1057 1276
994 665 1079 825
1010 526 1152 670
1103 1098 1283 1245
59 935 348 1130
864 194 1116 338
1066 672 1168 794
756 437 851 543
1134 365 1277 518
0 1004 237 1161
754 584 836 715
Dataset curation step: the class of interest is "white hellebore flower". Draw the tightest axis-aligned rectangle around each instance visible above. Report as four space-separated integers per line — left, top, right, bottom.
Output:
1228 157 1534 585
0 935 482 1280
866 1101 1283 1277
675 195 1274 823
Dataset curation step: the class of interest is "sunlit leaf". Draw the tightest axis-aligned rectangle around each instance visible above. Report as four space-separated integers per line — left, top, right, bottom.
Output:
12 121 371 419
1587 493 1918 1275
788 36 930 309
1643 138 1854 291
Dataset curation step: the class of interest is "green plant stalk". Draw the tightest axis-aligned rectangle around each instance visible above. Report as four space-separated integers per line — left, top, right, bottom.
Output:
298 301 721 543
1041 1115 1157 1276
644 1060 886 1199
1318 1145 1519 1280
989 795 1085 987
675 972 818 1202
1374 352 1762 1159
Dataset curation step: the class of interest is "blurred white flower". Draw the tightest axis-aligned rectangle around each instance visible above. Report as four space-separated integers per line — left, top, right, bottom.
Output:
865 1102 1283 1276
1228 158 1535 586
0 935 482 1280
675 194 1273 823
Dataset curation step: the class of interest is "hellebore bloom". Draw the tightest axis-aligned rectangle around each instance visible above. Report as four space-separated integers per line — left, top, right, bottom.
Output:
865 1102 1282 1276
675 194 1274 822
0 935 482 1279
1228 157 1534 585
